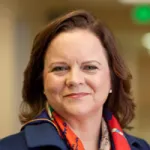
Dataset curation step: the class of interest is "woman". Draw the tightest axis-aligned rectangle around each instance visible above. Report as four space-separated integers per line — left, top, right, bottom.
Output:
0 10 149 150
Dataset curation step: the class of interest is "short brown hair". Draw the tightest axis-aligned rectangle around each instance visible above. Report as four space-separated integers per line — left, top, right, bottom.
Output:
20 10 135 128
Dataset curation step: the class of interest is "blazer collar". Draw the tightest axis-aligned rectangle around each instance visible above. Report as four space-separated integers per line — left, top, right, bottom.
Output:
22 110 68 149
103 109 145 149
124 133 145 149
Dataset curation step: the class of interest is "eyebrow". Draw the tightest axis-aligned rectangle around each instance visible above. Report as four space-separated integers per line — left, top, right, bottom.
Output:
48 60 101 68
82 60 101 65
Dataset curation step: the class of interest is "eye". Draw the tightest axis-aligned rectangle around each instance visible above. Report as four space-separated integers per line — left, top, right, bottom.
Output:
83 65 98 70
51 66 69 72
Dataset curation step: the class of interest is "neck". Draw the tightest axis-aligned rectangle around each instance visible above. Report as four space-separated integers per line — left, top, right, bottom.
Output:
64 108 103 150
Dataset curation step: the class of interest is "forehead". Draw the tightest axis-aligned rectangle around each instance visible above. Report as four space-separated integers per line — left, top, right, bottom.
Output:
45 29 107 64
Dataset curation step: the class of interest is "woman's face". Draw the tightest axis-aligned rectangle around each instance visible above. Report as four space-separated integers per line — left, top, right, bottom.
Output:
43 29 111 119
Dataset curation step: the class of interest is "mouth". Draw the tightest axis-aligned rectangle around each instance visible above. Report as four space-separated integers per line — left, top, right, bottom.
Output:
64 93 90 99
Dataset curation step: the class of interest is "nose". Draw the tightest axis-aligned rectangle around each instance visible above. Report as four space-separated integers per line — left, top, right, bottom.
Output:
65 67 84 88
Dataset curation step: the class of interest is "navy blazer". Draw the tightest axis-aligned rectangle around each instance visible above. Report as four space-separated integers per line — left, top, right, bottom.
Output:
0 111 150 150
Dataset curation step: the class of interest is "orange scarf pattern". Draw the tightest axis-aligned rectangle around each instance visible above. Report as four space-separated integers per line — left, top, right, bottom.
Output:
47 105 130 150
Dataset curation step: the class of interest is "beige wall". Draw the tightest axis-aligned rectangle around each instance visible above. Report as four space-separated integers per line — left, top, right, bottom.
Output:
137 50 150 141
0 4 17 137
0 0 46 138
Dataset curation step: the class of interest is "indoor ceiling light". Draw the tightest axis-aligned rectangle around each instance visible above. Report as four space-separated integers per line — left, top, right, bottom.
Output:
142 33 150 54
118 0 150 4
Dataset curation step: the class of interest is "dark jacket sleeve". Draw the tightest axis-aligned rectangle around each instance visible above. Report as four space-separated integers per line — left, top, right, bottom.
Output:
0 132 28 150
137 138 150 150
125 133 150 150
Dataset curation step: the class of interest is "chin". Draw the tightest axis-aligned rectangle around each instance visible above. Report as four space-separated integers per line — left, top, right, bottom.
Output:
65 106 94 118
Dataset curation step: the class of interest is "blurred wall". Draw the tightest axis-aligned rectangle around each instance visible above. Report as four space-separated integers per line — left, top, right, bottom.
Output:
0 3 17 137
138 50 150 141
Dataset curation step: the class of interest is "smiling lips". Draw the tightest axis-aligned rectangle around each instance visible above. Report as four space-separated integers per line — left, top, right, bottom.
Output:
64 93 90 99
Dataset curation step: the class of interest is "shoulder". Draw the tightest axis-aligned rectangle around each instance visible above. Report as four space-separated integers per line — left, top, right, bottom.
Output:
0 131 28 150
0 121 68 150
125 133 150 150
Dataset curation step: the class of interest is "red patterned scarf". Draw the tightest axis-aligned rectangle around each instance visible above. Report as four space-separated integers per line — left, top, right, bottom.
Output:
47 105 130 150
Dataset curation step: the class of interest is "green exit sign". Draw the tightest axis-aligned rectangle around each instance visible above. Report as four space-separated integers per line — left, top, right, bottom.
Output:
131 5 150 24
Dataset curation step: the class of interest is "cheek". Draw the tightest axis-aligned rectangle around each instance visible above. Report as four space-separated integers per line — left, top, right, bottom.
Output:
44 74 64 98
87 71 111 96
